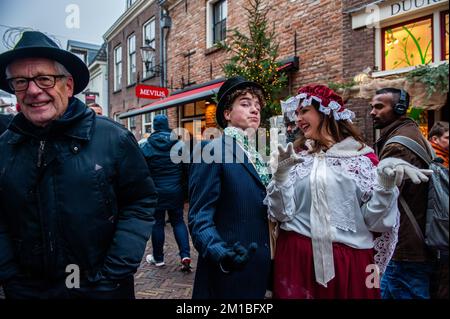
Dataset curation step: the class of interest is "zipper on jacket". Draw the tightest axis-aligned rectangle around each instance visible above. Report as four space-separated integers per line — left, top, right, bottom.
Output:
37 140 46 168
49 231 54 252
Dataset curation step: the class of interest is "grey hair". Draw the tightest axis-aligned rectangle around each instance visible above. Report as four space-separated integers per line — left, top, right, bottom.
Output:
5 60 72 78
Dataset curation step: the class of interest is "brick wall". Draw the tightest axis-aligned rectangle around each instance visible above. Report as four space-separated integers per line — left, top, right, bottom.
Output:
167 106 179 129
266 0 345 88
108 0 380 143
166 0 226 90
165 0 378 141
166 0 346 92
107 3 161 139
342 0 378 144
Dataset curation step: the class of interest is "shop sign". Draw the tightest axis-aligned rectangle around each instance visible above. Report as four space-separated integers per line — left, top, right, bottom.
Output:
391 0 444 16
85 94 96 104
136 84 169 99
351 0 446 29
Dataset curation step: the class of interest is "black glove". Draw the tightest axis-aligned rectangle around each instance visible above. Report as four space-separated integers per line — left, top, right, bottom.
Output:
219 242 258 273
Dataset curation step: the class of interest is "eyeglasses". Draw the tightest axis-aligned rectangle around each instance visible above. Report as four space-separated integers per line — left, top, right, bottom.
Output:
7 75 67 92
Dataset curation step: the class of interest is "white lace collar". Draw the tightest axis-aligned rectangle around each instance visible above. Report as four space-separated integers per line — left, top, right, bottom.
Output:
325 137 374 158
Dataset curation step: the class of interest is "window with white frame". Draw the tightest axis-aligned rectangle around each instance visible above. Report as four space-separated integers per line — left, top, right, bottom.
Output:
142 109 167 136
127 34 136 85
143 18 156 79
114 46 122 91
128 116 137 136
206 0 227 48
126 0 136 9
441 11 449 61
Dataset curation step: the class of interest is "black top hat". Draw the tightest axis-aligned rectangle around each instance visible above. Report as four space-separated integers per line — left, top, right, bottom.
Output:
216 76 265 129
0 31 89 95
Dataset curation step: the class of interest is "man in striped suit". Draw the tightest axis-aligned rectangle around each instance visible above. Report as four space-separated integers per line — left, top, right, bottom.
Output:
188 76 272 299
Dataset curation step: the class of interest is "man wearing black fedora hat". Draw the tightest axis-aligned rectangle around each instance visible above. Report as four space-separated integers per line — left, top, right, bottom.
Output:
188 76 272 298
0 31 157 299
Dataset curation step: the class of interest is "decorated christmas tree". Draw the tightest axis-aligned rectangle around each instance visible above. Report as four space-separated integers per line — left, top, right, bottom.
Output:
217 0 287 126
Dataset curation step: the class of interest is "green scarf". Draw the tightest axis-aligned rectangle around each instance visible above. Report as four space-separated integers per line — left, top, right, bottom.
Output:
224 126 271 186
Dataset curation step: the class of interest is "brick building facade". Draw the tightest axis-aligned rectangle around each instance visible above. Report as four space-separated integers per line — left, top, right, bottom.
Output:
112 0 448 144
118 0 353 141
166 0 346 91
343 0 449 142
105 0 163 140
342 0 378 144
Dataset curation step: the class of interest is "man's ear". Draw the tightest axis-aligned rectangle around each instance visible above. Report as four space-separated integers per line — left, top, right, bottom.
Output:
65 76 74 97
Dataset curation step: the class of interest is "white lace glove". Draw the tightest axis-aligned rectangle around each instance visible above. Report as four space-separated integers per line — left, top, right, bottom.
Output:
377 157 433 189
270 143 304 183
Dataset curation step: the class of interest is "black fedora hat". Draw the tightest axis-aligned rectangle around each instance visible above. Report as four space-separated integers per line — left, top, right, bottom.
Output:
216 76 265 129
0 31 89 95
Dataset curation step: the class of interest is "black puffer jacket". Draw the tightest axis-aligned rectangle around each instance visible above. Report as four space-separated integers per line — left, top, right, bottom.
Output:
0 98 157 283
0 113 13 135
140 115 184 210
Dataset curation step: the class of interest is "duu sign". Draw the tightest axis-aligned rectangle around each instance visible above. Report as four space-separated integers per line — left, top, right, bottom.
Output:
136 84 169 99
391 0 443 16
351 0 444 29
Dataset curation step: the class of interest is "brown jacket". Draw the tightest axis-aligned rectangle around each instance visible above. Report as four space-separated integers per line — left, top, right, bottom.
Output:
374 117 432 262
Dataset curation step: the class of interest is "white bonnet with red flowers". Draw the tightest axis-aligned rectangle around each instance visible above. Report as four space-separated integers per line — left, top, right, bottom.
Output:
281 84 355 122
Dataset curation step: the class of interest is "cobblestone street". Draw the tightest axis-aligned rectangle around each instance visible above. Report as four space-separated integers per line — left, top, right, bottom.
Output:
0 205 197 299
134 205 197 299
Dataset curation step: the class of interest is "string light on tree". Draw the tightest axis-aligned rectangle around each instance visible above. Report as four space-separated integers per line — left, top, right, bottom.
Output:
217 0 287 126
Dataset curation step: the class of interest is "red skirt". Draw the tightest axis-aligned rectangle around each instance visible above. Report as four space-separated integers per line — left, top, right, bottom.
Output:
273 230 381 299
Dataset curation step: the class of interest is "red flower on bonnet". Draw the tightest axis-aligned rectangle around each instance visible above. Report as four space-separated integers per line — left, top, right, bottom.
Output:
281 84 355 122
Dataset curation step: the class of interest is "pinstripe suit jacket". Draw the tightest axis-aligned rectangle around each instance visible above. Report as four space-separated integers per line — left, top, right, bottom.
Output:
188 135 271 299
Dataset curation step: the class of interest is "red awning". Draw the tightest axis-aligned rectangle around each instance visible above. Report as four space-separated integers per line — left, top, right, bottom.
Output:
119 80 224 119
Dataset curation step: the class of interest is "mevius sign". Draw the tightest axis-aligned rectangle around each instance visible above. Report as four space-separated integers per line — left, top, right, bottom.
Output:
135 84 169 99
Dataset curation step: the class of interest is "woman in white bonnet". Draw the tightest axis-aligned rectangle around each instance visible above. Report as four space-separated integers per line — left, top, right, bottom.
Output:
266 84 431 298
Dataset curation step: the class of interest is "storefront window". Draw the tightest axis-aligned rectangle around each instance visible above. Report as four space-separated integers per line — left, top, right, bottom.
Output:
383 16 433 70
183 103 195 117
181 101 207 140
141 109 167 136
442 11 449 61
183 101 205 117
183 120 206 141
143 113 153 134
128 116 137 136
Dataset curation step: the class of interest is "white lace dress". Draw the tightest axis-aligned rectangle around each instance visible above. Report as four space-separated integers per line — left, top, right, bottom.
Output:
264 137 399 287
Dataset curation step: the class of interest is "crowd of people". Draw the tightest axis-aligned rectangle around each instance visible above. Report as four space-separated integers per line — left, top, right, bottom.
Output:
0 30 448 299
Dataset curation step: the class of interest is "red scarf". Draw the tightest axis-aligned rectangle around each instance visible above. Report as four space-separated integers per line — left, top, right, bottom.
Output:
431 141 449 168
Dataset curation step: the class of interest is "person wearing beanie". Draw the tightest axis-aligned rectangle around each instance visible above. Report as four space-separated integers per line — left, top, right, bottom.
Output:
188 76 272 299
0 31 157 299
140 114 192 271
265 84 431 298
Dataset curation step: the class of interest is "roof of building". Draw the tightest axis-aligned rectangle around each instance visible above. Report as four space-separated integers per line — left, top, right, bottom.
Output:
90 42 107 65
66 40 102 65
